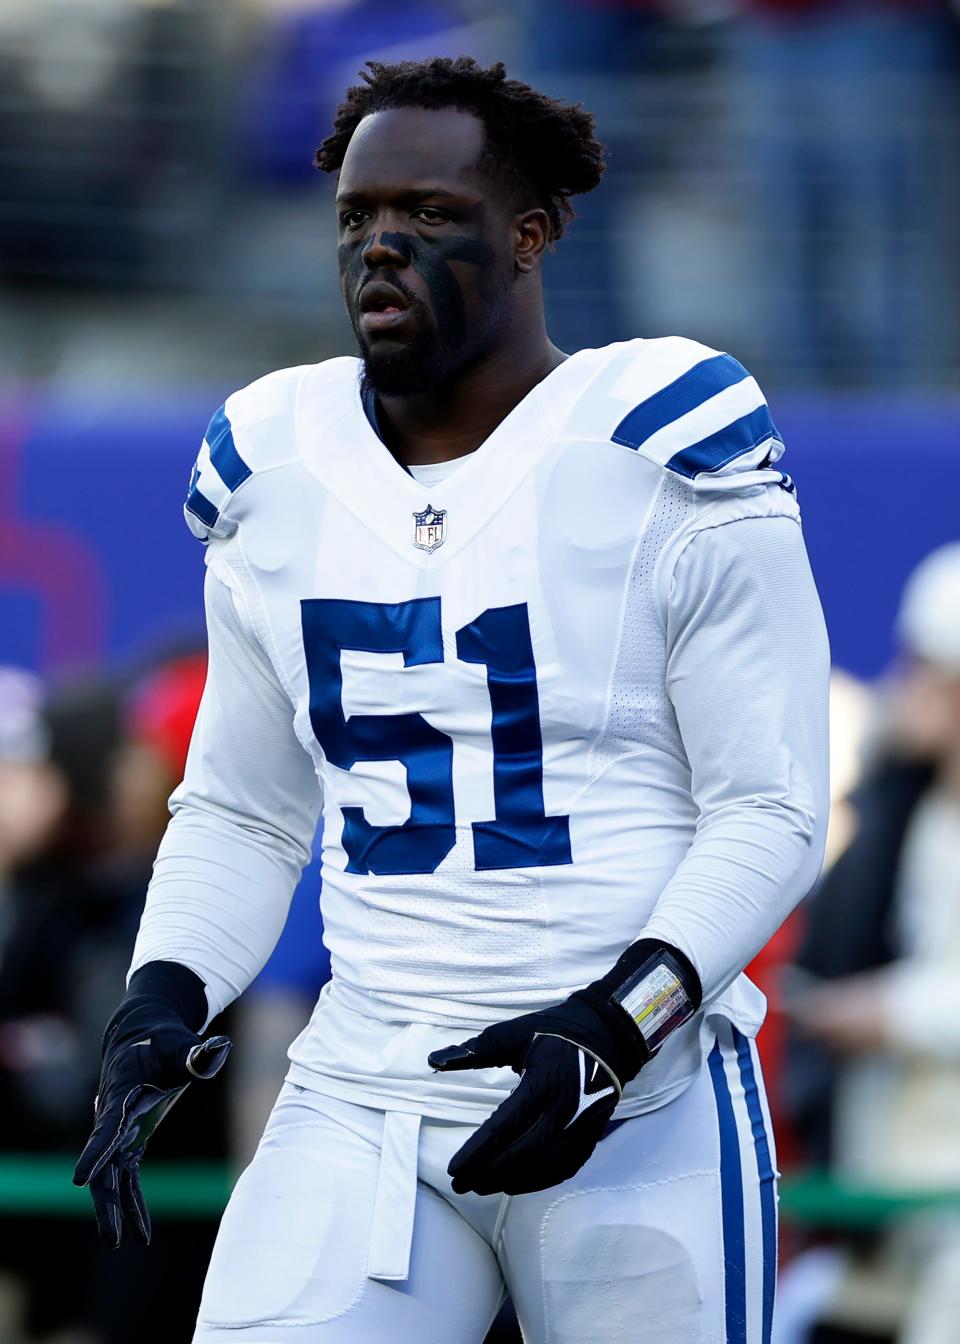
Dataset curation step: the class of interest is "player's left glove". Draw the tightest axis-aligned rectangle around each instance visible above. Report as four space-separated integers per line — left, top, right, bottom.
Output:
429 940 701 1196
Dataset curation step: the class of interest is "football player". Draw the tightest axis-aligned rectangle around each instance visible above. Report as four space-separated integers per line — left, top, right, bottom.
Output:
76 57 830 1344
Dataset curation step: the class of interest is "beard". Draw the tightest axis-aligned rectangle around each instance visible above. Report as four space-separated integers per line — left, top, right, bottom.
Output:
356 321 453 398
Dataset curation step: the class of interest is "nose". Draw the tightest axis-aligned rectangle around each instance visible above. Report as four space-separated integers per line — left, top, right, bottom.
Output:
362 229 411 270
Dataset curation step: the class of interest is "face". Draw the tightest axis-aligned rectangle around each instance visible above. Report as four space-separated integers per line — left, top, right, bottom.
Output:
110 740 177 853
336 106 520 397
893 657 960 760
0 758 66 872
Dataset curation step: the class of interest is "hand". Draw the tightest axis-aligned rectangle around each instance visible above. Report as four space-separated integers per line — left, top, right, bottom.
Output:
787 973 893 1055
429 991 644 1196
74 1005 230 1248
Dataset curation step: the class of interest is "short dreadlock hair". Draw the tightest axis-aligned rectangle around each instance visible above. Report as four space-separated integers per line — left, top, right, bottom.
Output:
316 57 605 243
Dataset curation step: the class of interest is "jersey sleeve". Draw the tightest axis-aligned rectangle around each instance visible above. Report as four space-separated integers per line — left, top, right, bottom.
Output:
609 341 790 495
183 367 309 543
184 403 252 542
636 511 830 1004
128 566 323 1021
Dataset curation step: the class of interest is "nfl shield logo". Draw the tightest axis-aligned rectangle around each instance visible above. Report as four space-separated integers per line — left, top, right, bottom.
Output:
413 504 446 553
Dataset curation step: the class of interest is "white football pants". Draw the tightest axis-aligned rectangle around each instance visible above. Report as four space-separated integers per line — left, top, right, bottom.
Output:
193 1022 776 1344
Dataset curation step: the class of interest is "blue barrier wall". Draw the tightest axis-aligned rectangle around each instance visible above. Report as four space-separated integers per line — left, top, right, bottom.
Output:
1 391 957 680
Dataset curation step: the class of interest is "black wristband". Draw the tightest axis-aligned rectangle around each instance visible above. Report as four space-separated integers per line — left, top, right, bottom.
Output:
587 939 702 1058
591 938 702 1008
112 961 209 1037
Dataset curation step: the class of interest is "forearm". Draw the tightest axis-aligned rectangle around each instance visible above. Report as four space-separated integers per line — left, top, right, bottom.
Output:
130 806 307 1022
644 511 830 1002
638 794 825 1003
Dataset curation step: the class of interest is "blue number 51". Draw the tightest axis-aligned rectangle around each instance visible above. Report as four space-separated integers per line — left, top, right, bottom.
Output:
301 598 572 876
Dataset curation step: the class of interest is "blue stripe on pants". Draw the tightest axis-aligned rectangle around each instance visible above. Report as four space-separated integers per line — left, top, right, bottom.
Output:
709 1039 746 1344
734 1029 777 1344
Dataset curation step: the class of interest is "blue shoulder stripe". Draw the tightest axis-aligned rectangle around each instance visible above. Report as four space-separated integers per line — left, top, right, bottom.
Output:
666 403 781 480
612 353 750 453
205 404 252 493
185 486 219 529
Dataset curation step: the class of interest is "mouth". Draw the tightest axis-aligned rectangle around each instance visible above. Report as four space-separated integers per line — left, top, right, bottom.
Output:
359 280 415 334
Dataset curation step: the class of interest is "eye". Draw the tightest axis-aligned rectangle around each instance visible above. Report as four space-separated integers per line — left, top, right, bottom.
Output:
413 207 450 226
339 209 369 231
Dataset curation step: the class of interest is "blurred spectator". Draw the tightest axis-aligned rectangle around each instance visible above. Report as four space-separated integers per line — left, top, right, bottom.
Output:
0 660 230 1344
0 0 235 288
2 0 958 386
114 652 208 858
0 675 128 1151
525 0 723 351
240 0 494 188
782 543 960 1344
0 669 66 882
0 674 133 1342
724 0 960 386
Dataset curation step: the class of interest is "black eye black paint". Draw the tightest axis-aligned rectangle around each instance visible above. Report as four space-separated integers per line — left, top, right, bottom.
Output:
339 230 495 354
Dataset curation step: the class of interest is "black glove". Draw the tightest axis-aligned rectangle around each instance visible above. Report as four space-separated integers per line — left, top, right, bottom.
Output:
73 961 231 1248
429 942 700 1196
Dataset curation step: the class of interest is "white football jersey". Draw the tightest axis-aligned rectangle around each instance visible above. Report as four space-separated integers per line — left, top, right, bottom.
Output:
133 337 829 1120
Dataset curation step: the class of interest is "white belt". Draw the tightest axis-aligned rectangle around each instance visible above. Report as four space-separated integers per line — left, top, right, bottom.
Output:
367 1110 422 1282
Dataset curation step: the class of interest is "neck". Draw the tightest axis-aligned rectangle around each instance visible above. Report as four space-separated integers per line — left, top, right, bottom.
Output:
941 752 960 801
375 313 566 467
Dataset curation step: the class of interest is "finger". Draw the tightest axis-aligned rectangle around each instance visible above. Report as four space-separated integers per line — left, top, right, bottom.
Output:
454 1108 562 1196
74 1135 107 1188
88 1163 123 1249
428 1040 482 1071
448 1077 547 1187
463 1095 617 1198
430 1018 531 1072
120 1163 151 1247
186 1034 231 1080
498 1108 614 1196
498 1144 590 1196
75 1082 167 1185
74 1107 124 1187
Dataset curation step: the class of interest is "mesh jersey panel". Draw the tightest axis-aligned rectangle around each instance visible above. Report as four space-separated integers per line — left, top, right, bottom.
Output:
591 471 695 777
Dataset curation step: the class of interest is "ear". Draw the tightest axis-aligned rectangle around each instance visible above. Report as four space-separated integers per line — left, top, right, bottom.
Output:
513 208 551 273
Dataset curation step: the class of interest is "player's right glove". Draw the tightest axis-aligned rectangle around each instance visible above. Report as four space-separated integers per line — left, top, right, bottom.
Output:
73 960 230 1249
429 940 701 1196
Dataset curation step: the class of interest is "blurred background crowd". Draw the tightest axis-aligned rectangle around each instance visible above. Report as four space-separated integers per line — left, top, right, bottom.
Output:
1 0 959 1341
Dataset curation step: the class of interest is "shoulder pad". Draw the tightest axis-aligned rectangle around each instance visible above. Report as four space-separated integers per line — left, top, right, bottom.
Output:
184 365 313 542
576 338 791 497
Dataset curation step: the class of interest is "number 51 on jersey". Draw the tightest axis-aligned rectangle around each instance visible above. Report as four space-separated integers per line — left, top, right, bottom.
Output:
301 597 572 878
